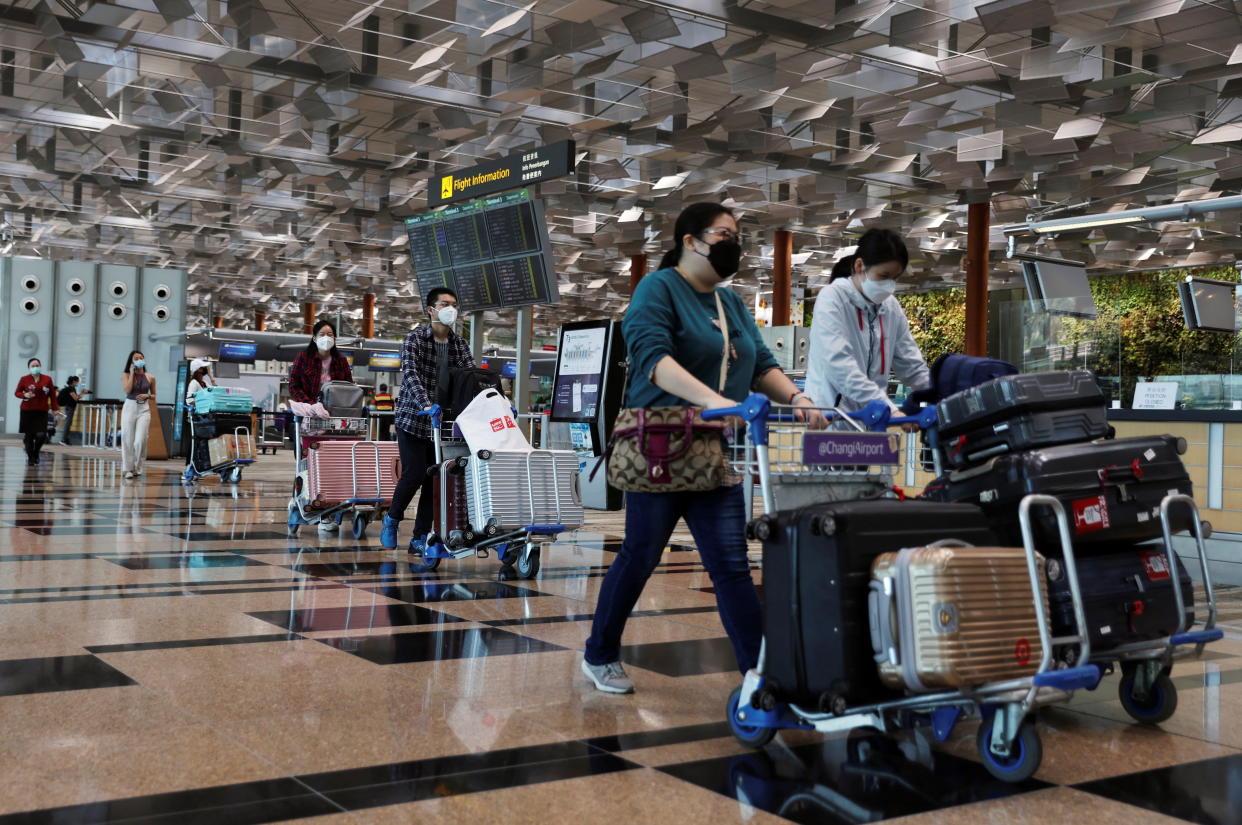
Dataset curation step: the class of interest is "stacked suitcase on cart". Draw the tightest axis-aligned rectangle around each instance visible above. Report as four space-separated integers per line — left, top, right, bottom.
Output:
922 370 1197 659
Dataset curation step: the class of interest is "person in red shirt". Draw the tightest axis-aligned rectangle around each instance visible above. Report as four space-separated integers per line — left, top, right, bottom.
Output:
14 357 59 467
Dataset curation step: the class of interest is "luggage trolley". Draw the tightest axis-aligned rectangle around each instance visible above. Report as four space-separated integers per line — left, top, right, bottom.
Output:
1052 493 1223 726
182 414 254 484
706 393 1103 783
286 415 390 539
407 405 578 579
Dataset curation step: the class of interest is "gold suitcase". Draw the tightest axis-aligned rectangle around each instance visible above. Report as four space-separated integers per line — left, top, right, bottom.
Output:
868 545 1048 692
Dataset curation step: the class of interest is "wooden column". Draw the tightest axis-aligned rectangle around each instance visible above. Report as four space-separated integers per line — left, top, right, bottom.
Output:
361 293 375 339
772 229 793 327
212 315 224 329
254 310 266 331
965 201 990 357
302 302 317 334
630 253 647 295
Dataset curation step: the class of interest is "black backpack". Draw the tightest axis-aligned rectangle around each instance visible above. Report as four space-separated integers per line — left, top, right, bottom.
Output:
443 368 504 421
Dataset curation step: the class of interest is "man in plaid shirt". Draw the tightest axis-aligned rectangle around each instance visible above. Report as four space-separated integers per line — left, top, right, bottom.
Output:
382 288 475 551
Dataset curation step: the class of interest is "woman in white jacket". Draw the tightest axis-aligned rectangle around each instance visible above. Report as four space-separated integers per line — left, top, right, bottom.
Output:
805 229 931 420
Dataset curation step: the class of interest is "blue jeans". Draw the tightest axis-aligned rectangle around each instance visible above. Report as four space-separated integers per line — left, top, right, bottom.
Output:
585 484 761 674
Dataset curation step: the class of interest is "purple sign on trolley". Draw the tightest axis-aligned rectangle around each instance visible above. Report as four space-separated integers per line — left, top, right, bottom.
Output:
802 432 901 466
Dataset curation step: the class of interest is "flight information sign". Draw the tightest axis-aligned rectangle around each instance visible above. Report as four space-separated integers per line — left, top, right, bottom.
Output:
405 189 560 311
429 140 575 207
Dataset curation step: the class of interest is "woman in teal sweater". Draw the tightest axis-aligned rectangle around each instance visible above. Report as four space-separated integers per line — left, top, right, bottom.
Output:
582 202 825 694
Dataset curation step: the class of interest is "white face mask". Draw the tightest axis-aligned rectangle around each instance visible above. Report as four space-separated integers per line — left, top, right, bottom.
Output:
860 277 897 304
316 336 334 352
436 306 458 326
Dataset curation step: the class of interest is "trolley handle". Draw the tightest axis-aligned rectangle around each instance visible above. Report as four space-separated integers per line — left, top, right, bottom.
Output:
414 404 443 429
701 393 772 444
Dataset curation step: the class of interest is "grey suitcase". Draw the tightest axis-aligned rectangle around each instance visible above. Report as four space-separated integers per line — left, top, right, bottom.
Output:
466 449 584 534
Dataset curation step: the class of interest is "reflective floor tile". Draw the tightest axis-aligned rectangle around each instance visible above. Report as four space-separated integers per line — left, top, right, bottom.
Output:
315 626 565 664
248 603 467 633
0 654 136 696
621 636 738 677
660 733 1049 824
1076 752 1242 825
102 554 271 570
354 580 550 604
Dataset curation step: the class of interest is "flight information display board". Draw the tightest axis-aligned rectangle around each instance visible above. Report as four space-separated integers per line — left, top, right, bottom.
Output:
405 189 559 311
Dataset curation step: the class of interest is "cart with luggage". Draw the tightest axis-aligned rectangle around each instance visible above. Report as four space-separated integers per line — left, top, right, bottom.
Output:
183 387 255 484
407 403 583 579
920 369 1224 726
711 393 1105 782
286 414 399 540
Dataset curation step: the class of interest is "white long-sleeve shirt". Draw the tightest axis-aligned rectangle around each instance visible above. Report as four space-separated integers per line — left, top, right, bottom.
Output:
186 377 214 406
804 277 931 413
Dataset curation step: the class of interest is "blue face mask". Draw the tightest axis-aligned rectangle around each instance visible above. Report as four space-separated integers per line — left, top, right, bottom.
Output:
132 360 145 369
29 366 40 376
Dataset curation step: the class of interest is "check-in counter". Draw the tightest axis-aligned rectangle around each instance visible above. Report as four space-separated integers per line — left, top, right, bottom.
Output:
1110 410 1242 585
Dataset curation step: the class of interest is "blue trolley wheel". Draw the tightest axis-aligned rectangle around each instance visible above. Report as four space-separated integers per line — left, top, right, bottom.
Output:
1119 667 1178 725
727 686 776 748
976 714 1042 783
515 547 540 579
413 554 441 572
351 512 368 540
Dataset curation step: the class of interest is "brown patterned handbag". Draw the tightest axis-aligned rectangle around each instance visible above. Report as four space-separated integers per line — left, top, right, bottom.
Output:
602 289 732 493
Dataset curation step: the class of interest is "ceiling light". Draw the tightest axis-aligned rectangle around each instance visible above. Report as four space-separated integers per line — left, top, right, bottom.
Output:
1030 215 1142 233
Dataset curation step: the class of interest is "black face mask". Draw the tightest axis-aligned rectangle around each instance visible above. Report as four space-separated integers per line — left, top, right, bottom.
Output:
694 237 743 280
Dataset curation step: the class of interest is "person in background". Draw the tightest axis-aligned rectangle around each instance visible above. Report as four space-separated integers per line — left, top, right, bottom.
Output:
15 358 59 467
289 320 352 404
381 288 475 552
373 382 394 440
185 358 214 406
805 228 930 427
120 350 156 479
289 321 353 532
581 202 826 695
56 375 89 445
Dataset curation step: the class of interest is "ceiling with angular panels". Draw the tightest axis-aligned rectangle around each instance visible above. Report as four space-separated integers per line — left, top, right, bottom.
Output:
0 0 1240 341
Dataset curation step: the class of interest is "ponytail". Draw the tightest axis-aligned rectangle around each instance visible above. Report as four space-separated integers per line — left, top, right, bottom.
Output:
658 247 680 269
829 255 856 283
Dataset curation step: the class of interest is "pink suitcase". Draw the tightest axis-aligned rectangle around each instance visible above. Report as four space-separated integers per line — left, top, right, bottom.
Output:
306 441 401 509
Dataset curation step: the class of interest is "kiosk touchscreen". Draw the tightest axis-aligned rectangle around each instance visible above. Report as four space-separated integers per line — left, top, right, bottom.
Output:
550 321 611 425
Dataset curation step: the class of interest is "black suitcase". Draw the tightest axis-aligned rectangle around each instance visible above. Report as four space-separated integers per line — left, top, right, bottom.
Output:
192 412 252 439
1048 545 1194 657
753 500 997 710
937 370 1104 442
941 406 1113 469
923 435 1194 548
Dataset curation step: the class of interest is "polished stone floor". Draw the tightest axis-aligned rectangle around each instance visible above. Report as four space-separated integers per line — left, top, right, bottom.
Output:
1 443 1241 825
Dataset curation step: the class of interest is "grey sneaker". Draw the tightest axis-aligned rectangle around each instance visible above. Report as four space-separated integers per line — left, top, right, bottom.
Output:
581 659 634 694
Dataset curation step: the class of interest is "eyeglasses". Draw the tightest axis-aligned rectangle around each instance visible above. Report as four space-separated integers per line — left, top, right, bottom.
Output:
700 228 741 243
432 300 458 308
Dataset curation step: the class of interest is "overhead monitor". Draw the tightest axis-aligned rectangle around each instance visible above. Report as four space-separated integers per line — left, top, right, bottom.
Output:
1021 259 1097 318
217 341 257 364
368 352 401 372
550 320 611 423
405 189 560 312
1179 277 1240 333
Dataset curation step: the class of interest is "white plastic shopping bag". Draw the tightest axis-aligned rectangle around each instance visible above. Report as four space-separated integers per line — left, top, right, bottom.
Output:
455 389 532 453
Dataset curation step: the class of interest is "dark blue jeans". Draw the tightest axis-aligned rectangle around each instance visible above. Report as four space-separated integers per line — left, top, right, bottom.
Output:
585 484 761 674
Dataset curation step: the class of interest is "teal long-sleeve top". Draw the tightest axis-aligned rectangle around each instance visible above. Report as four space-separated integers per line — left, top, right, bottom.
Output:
622 267 781 408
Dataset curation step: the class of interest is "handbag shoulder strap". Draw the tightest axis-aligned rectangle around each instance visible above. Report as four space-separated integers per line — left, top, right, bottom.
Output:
714 288 729 393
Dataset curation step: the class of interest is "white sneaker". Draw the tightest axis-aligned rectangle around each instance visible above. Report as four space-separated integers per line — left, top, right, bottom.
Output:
581 659 635 694
318 521 339 533
124 471 135 479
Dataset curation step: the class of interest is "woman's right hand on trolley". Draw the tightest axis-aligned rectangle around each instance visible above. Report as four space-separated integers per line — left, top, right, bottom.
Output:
792 397 829 430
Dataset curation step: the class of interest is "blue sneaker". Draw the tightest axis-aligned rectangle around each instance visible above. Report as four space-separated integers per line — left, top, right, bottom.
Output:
380 514 400 550
408 536 428 556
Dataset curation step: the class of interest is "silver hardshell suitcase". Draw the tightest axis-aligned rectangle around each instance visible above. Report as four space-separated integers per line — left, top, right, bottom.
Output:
465 449 584 534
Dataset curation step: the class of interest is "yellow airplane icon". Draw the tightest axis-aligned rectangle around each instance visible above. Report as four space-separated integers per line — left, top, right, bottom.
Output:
440 175 453 200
